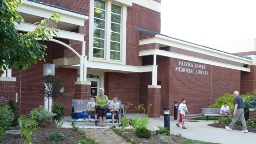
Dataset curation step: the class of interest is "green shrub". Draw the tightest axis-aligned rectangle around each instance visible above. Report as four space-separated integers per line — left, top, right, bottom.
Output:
49 132 64 141
52 103 65 121
209 93 234 110
157 126 170 135
135 127 151 138
30 105 51 126
19 115 38 144
0 105 14 131
8 99 19 127
0 127 4 141
243 94 256 120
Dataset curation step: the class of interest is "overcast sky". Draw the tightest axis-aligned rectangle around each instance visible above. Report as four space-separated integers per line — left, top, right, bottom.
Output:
161 0 256 46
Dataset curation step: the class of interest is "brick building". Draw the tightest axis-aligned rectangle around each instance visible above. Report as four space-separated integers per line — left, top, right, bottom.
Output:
0 0 253 117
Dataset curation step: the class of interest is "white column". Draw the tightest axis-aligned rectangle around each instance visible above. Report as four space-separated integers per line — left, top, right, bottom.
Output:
7 69 12 77
79 56 84 82
1 70 6 77
152 54 158 85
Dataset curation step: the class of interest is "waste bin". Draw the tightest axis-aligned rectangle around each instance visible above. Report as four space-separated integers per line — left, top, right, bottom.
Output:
174 102 178 120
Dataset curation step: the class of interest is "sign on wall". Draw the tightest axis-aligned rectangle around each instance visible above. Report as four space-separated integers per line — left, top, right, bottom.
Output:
175 61 209 76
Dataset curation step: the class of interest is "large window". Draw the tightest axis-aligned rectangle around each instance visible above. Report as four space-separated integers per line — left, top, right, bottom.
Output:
93 0 122 61
93 0 106 58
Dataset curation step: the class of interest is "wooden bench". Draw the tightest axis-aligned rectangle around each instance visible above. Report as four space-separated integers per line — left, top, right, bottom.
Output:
202 108 224 121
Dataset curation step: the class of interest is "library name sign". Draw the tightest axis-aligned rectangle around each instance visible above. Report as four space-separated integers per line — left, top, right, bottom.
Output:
175 61 209 76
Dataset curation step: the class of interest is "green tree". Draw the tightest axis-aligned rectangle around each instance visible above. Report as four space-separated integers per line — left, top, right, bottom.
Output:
0 0 60 73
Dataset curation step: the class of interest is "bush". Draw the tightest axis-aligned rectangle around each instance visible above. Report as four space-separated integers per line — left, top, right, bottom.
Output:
135 127 151 138
0 105 14 131
209 93 234 110
30 105 51 125
157 126 170 135
8 99 19 127
52 103 65 121
0 127 4 142
49 132 64 141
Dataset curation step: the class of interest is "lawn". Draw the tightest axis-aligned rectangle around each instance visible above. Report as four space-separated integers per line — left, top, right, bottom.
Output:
181 139 219 144
191 116 221 121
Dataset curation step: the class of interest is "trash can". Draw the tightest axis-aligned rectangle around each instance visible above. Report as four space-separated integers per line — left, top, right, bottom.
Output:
174 102 178 120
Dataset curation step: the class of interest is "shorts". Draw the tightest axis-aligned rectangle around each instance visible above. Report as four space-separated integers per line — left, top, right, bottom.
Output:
111 111 120 115
87 110 96 115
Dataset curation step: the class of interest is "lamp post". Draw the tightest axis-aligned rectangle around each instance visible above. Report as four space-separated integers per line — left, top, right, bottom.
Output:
43 64 55 112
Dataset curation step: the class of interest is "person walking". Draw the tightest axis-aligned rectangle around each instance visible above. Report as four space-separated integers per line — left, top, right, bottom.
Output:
176 98 189 129
225 91 248 133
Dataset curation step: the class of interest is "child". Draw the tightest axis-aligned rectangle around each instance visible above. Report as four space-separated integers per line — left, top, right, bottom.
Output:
176 98 189 129
86 96 96 122
109 96 121 126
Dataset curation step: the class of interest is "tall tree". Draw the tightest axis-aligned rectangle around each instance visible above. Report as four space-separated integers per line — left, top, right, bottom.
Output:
0 0 60 73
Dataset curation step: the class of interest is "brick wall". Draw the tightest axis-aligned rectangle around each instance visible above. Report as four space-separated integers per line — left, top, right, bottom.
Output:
126 3 161 66
168 58 240 115
12 42 77 116
104 72 140 113
241 66 256 94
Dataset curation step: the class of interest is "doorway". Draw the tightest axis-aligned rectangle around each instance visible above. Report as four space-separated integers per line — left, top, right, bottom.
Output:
87 73 100 96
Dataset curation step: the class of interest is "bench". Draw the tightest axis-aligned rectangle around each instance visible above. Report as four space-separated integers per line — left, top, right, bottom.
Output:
71 99 124 126
202 108 229 121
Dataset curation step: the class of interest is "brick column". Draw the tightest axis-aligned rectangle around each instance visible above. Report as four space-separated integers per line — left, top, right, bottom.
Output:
74 81 91 99
148 85 161 118
249 108 256 119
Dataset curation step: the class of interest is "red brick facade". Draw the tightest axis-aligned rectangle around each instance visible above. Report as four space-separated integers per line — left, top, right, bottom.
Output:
0 0 253 118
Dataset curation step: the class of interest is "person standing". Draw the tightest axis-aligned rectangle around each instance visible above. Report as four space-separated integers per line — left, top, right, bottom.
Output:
225 91 248 133
176 98 189 129
95 88 109 127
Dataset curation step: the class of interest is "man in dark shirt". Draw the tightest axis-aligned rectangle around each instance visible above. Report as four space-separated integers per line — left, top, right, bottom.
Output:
225 91 248 133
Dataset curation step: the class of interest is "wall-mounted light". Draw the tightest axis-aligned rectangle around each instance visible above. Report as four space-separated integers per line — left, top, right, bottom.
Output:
43 64 55 76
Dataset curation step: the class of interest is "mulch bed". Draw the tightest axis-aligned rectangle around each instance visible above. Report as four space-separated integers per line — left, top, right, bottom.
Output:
1 124 84 144
114 129 186 144
209 123 256 133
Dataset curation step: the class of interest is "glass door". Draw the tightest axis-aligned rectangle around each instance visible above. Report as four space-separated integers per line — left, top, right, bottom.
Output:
88 78 100 96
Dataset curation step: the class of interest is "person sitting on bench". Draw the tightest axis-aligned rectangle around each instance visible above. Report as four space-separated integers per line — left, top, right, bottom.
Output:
220 103 231 119
109 96 121 126
86 96 96 122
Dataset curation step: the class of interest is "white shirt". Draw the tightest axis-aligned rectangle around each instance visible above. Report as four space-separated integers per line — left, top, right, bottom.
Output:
178 103 188 115
109 101 120 111
220 105 229 114
87 101 95 111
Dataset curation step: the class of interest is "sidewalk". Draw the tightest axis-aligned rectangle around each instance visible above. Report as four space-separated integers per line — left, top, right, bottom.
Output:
63 114 255 144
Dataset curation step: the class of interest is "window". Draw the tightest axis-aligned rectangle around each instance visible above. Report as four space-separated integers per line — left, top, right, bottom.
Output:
110 4 121 60
93 0 106 58
92 0 123 61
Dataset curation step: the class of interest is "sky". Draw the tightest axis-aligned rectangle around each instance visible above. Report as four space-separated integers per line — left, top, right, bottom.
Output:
161 0 256 46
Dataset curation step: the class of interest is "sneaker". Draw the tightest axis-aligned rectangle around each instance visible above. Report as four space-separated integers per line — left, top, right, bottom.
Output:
176 123 180 127
225 126 232 131
182 126 186 129
241 130 248 133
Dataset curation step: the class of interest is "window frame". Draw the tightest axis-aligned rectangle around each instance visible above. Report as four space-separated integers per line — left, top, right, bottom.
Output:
89 0 127 65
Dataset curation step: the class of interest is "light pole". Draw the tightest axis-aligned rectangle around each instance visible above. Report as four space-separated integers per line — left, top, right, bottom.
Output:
43 63 55 112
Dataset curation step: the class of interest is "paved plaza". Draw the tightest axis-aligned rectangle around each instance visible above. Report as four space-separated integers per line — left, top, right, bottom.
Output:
63 114 255 144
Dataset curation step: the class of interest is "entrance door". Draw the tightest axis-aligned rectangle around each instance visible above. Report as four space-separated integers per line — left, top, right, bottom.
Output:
88 78 100 96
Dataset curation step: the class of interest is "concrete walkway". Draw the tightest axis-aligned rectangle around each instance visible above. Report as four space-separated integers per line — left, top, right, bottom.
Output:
63 114 255 144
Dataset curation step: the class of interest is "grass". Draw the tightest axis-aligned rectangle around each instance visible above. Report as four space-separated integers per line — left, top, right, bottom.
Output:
181 139 220 144
191 116 220 120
